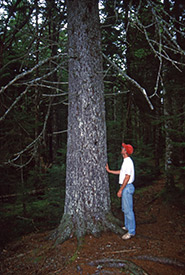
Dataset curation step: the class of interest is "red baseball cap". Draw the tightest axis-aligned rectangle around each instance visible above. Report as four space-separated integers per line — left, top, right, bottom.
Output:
122 143 134 155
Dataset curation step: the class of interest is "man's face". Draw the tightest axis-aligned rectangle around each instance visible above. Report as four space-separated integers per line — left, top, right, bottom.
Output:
121 147 127 158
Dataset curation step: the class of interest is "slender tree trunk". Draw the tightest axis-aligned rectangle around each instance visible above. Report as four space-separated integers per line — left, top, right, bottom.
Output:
55 0 122 244
163 0 175 189
154 100 162 174
47 0 59 163
34 0 41 170
122 0 132 141
163 85 174 188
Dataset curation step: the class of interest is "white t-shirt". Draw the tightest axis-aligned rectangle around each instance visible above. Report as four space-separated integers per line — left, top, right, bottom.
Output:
119 157 135 184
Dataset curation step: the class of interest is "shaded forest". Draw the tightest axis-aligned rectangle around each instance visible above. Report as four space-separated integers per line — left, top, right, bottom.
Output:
0 0 185 248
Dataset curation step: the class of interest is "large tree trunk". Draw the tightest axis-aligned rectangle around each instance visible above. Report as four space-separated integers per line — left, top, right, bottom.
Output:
55 0 122 244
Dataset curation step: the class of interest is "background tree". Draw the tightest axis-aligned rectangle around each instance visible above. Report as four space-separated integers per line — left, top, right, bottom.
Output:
0 0 68 240
101 0 185 188
161 0 185 189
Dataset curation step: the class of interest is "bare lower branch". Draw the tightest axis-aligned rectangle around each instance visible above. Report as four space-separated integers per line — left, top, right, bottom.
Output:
135 18 184 72
4 98 53 167
0 86 29 122
51 99 68 106
42 92 68 97
150 31 162 98
147 0 185 52
42 80 68 85
0 53 66 95
48 130 67 136
103 53 154 110
5 151 35 168
105 90 130 96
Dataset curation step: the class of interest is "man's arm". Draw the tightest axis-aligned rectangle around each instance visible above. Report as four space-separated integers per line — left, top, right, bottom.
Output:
117 174 130 197
106 163 120 175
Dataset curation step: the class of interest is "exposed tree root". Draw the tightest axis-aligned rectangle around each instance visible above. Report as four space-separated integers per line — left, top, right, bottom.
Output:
131 255 185 268
88 258 149 274
53 212 125 245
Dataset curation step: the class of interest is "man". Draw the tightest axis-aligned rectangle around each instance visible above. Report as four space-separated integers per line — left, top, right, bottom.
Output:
106 143 136 240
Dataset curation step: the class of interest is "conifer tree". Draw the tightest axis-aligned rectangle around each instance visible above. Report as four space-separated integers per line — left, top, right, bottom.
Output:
55 0 123 244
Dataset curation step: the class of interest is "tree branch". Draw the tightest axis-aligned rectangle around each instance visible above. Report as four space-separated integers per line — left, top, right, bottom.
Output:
4 98 53 167
0 86 29 122
103 53 154 110
0 53 66 95
135 17 184 72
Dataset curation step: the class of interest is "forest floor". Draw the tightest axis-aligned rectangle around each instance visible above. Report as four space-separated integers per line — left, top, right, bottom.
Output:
0 179 185 275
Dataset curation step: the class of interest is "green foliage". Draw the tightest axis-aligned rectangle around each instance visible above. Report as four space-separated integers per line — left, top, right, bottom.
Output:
43 164 66 226
134 48 151 59
134 154 156 182
133 141 159 186
0 151 66 247
160 185 185 207
0 180 65 248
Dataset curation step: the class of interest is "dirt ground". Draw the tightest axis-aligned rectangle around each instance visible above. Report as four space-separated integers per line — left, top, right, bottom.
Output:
1 180 185 275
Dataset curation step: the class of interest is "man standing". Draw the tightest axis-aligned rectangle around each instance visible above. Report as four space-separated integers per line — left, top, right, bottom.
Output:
106 143 136 240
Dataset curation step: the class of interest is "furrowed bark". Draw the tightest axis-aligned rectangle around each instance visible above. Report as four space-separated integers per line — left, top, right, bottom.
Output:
55 0 122 244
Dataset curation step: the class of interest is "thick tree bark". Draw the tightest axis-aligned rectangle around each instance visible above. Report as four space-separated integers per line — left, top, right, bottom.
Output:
55 0 122 244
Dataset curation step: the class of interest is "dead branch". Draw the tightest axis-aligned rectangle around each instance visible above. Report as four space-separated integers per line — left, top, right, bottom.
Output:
0 86 29 122
51 99 68 106
0 189 44 200
4 98 53 167
105 90 130 96
147 0 185 52
0 187 58 201
150 30 162 98
42 91 68 97
23 63 62 85
48 130 67 136
0 53 66 95
142 24 182 72
42 80 68 85
103 53 154 110
138 0 185 67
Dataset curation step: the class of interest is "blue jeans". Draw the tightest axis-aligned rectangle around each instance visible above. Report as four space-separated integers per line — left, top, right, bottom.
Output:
121 183 136 235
